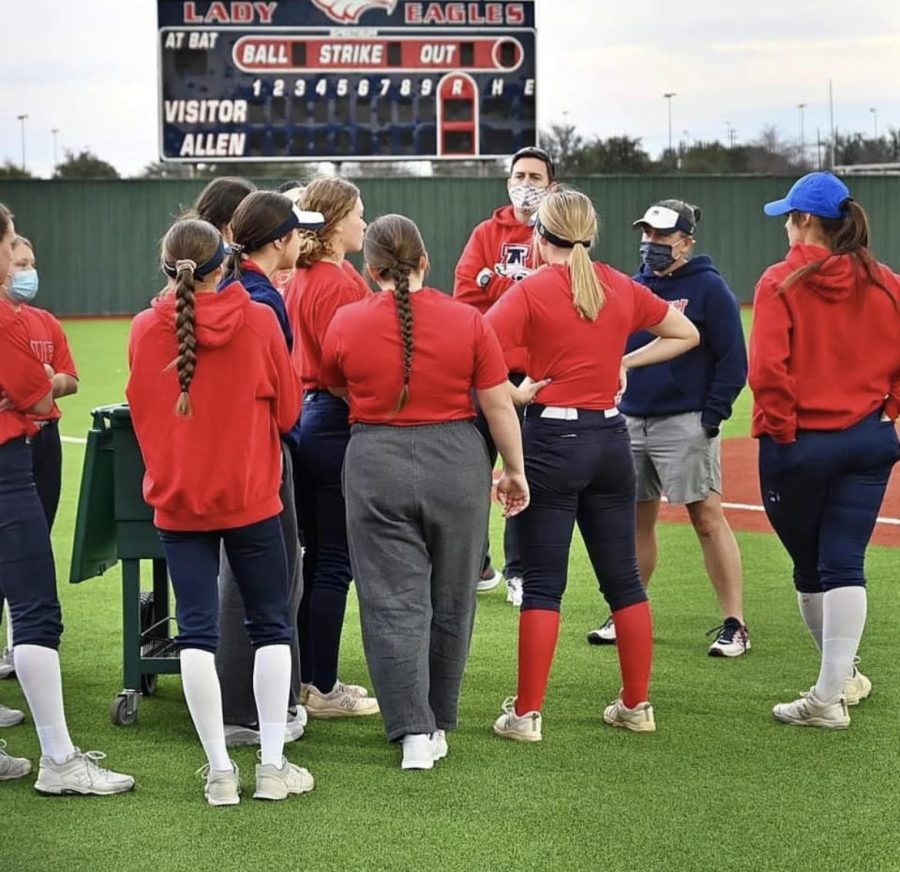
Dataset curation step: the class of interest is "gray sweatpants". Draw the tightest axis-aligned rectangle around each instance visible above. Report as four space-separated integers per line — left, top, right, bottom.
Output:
216 442 304 725
343 420 491 742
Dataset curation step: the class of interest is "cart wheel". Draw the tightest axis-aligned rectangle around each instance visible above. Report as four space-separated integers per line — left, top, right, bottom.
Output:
140 672 158 696
110 693 138 726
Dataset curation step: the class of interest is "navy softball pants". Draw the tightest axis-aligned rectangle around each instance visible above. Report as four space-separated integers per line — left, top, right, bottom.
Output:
0 437 63 649
516 408 647 613
157 516 293 653
758 410 900 593
293 390 353 690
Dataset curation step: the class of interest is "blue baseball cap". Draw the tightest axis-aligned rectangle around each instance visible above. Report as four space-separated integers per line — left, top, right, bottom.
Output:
763 172 852 219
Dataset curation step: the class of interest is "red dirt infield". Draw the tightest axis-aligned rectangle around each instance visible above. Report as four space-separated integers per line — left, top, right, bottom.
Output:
658 437 900 548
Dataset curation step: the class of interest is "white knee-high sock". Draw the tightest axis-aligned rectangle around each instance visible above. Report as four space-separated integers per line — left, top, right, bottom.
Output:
180 648 231 771
796 592 824 651
253 644 291 767
14 644 76 763
813 587 867 704
4 603 12 650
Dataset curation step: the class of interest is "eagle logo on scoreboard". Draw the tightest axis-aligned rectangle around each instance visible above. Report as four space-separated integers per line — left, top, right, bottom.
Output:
312 0 398 23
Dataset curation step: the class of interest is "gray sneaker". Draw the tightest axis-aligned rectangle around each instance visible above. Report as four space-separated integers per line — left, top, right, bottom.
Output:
0 739 31 781
224 706 308 747
253 756 314 801
34 749 135 796
0 703 24 727
199 761 240 807
0 648 14 680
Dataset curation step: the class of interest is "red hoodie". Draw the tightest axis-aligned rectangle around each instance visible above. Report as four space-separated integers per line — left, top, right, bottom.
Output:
453 204 536 373
126 282 301 531
749 244 900 442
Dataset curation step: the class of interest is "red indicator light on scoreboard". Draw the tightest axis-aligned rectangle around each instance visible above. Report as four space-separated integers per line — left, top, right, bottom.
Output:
233 36 523 73
437 72 478 157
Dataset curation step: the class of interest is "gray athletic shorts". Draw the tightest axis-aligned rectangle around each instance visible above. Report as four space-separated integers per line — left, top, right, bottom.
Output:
626 411 722 505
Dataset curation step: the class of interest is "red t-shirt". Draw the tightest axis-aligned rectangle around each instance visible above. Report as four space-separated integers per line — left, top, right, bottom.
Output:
126 282 301 531
453 205 536 373
19 305 79 422
284 260 370 390
320 288 508 425
0 302 51 445
749 244 900 442
485 262 670 410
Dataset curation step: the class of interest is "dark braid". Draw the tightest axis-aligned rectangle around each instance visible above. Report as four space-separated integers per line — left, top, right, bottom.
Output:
362 214 427 413
391 265 415 411
173 260 198 417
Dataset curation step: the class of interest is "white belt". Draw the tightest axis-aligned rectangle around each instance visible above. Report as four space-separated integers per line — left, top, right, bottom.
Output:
539 406 619 421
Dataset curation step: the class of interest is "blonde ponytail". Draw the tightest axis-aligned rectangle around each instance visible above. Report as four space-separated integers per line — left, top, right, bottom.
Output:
537 188 605 321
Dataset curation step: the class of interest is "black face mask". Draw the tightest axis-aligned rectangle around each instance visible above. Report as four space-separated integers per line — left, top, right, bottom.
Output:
640 241 676 273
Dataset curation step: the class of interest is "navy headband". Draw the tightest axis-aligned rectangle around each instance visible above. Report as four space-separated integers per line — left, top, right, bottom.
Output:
163 241 227 279
536 219 590 249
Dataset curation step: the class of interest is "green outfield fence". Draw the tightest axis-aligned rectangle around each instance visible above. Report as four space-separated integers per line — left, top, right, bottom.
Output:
1 175 898 316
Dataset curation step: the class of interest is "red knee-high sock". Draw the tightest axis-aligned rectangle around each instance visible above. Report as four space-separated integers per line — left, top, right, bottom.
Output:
612 601 653 708
516 609 560 715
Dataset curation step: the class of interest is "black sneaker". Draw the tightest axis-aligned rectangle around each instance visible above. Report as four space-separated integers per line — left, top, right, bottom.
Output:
586 615 617 646
706 617 750 657
477 564 501 592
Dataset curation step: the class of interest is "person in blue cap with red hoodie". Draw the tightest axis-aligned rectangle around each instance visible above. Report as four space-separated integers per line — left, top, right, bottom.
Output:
751 172 900 729
587 199 749 657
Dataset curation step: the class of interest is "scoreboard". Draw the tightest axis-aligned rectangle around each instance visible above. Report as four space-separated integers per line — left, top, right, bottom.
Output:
157 1 537 162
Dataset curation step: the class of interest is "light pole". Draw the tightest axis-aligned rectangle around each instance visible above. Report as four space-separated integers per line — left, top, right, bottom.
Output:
663 92 676 165
869 107 878 139
16 113 28 173
51 128 60 167
797 103 806 165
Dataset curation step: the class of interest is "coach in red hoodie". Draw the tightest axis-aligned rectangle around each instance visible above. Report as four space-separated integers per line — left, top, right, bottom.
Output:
750 172 900 731
127 218 312 805
454 146 556 603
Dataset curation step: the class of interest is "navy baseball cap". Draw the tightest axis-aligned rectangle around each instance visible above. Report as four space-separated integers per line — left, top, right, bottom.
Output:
763 172 852 219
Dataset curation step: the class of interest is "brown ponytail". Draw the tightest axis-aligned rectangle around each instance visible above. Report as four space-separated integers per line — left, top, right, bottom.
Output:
782 201 894 301
160 218 222 417
363 215 426 412
173 260 198 417
224 191 296 283
390 265 415 411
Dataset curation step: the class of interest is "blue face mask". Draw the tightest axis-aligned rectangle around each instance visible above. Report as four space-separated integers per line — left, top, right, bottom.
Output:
639 241 676 274
10 268 39 303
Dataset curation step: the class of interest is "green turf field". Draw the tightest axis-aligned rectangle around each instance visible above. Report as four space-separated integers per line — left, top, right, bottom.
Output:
4 316 899 872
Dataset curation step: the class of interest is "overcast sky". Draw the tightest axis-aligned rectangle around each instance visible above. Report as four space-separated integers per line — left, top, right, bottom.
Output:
1 0 898 176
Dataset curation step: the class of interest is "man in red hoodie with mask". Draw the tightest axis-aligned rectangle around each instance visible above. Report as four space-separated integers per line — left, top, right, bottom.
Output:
454 147 556 605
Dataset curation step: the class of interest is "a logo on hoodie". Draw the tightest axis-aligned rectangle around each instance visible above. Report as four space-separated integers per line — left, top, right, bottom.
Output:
495 243 531 280
669 298 689 314
311 0 397 23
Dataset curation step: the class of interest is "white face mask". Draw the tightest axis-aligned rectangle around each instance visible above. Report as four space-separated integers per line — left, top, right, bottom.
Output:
509 184 547 214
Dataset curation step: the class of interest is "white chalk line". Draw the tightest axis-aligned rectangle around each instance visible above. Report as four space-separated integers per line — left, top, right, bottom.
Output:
661 496 899 527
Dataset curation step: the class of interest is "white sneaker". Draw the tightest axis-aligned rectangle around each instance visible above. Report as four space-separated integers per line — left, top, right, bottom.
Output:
34 749 135 796
706 617 751 657
477 564 501 592
0 703 24 727
505 576 523 607
586 615 616 646
0 648 14 680
602 698 656 732
431 729 448 762
199 761 241 807
253 756 314 800
493 697 542 743
305 683 379 718
844 661 872 706
773 693 850 729
401 733 437 770
0 739 31 781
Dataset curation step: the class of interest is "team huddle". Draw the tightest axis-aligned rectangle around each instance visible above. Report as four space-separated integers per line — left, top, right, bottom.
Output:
0 155 897 803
